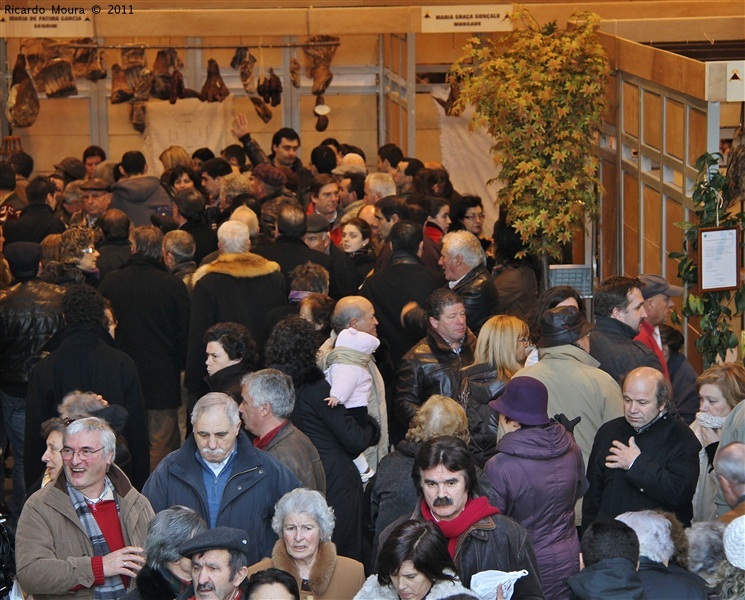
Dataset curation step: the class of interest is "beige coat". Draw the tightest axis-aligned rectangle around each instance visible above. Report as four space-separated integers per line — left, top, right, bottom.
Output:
15 465 154 599
247 540 365 600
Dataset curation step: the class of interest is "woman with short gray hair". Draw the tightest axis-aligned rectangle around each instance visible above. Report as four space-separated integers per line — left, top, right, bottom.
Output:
247 488 365 599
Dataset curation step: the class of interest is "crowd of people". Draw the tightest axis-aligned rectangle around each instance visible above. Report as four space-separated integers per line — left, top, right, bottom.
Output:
1 120 744 600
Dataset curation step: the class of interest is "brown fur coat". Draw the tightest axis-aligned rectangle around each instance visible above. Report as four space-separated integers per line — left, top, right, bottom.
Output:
247 540 365 600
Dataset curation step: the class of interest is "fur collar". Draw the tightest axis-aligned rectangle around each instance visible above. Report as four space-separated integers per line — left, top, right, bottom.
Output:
354 572 470 600
271 540 337 595
192 252 280 285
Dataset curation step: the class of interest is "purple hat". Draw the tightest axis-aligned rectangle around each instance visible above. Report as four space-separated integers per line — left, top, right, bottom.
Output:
252 163 287 188
488 376 550 426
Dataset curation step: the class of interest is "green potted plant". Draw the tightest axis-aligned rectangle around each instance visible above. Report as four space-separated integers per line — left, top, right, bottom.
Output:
451 8 610 269
670 152 745 368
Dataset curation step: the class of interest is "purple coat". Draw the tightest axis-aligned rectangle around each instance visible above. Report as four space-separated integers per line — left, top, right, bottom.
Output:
485 423 587 600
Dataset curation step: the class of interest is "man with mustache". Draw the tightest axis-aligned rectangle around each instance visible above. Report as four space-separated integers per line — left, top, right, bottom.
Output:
143 393 300 566
378 435 545 598
179 526 250 600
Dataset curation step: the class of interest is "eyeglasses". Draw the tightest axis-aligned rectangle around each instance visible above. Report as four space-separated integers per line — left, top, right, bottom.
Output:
518 337 530 346
60 447 104 460
81 247 96 254
463 212 485 221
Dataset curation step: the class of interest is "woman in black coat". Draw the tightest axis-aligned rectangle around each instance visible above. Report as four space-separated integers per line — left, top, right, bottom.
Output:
203 321 258 404
340 218 376 287
265 316 380 563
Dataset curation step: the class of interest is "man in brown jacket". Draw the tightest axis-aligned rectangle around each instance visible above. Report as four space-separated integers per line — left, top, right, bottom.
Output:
240 368 326 494
15 417 154 599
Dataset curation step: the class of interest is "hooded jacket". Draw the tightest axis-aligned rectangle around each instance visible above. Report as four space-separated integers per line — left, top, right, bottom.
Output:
485 423 587 600
111 176 172 227
566 557 646 599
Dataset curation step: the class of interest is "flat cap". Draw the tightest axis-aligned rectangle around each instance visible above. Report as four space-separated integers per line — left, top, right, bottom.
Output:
306 213 330 233
252 163 287 188
54 157 86 182
178 526 249 558
79 178 111 192
638 274 683 299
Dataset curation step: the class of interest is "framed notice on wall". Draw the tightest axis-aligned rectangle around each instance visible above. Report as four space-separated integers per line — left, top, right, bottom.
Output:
699 227 741 292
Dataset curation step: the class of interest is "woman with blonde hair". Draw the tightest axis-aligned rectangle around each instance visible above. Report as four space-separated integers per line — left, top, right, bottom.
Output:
159 145 193 172
691 362 745 521
460 314 530 465
369 395 496 560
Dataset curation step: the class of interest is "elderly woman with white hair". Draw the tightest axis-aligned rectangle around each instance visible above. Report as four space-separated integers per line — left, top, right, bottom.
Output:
246 488 365 599
718 515 745 600
616 510 708 599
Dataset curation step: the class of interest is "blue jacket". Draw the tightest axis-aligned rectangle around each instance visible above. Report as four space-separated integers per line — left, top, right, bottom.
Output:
143 430 300 565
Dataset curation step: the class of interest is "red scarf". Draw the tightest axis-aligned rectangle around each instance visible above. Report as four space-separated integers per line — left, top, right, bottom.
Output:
254 421 288 450
421 497 499 558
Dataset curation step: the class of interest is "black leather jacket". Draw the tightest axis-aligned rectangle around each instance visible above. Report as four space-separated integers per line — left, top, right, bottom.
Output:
0 278 65 393
394 327 476 426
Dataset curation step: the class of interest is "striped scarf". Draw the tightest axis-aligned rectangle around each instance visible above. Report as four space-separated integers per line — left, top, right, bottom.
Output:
67 478 126 599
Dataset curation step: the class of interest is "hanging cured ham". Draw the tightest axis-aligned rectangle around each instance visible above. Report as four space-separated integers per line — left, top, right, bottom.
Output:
200 59 229 102
71 38 106 81
5 54 40 128
110 63 134 104
151 48 183 100
231 48 258 94
302 35 339 96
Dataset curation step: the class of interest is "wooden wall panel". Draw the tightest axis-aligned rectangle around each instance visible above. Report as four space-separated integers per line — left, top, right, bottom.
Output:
623 81 639 138
665 197 685 280
623 172 639 276
687 107 708 168
642 184 662 274
416 33 475 64
600 157 619 278
299 94 378 167
665 98 684 160
642 90 661 151
603 73 619 127
16 98 91 174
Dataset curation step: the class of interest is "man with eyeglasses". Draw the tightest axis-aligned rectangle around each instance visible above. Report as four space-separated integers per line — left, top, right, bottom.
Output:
70 178 112 230
15 416 153 598
513 305 624 528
